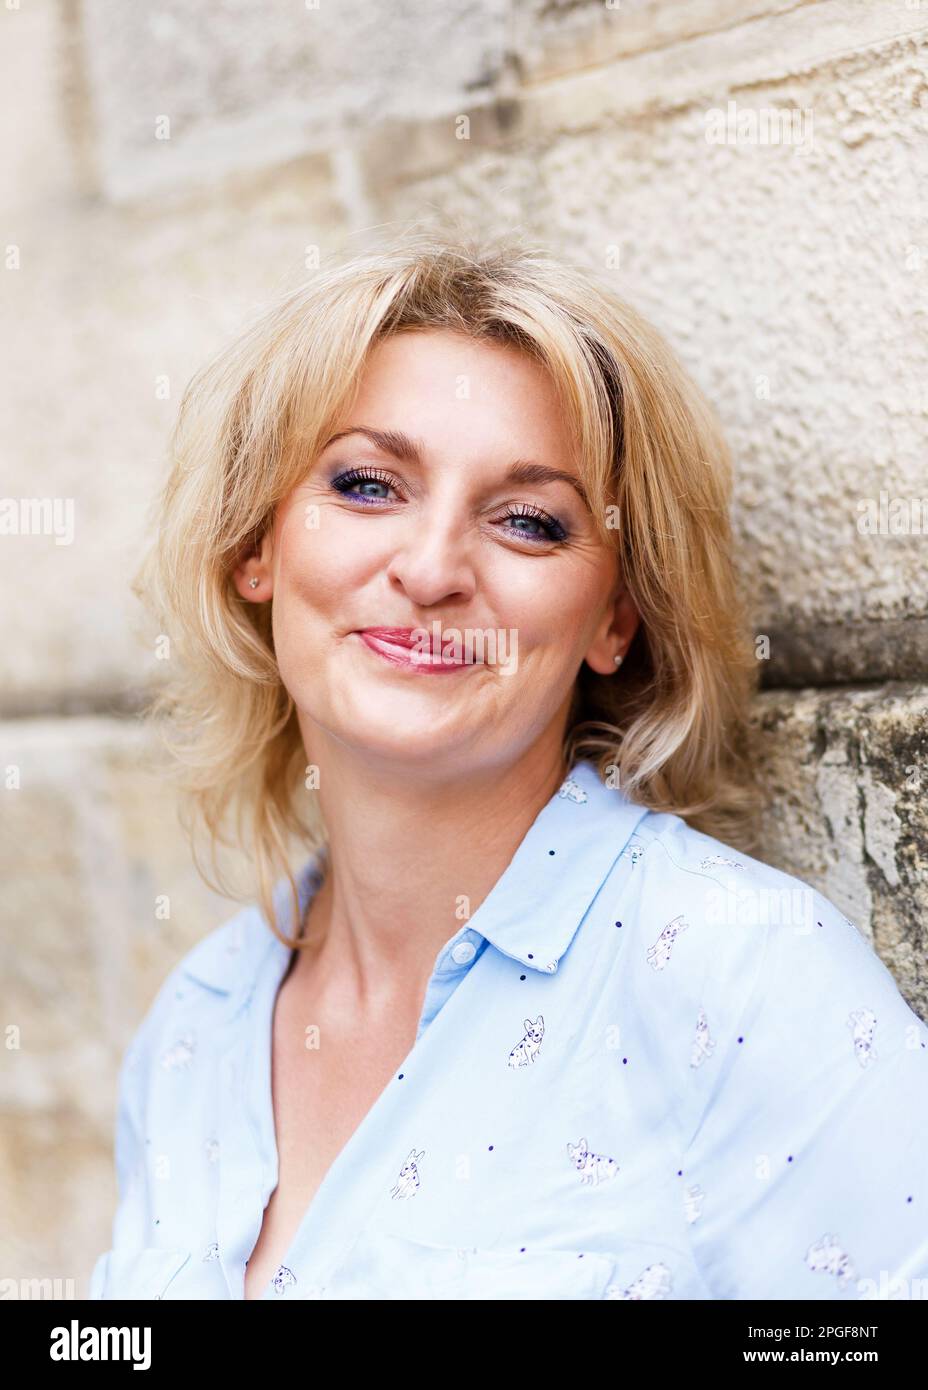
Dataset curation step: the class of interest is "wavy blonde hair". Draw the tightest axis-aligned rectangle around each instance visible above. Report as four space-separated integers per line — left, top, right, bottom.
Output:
132 226 763 948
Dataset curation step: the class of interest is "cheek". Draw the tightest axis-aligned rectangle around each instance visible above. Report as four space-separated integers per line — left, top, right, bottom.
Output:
485 555 601 656
275 509 371 614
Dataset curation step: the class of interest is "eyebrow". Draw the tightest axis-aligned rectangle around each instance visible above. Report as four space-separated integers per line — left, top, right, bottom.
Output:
321 426 590 507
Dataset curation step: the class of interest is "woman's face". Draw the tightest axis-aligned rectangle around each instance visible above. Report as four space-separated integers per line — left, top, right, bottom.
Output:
237 328 639 777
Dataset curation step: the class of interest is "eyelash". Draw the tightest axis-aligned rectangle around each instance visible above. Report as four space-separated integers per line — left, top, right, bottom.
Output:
329 466 569 545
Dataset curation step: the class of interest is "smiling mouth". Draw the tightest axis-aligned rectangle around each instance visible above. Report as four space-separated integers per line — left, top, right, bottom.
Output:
354 628 486 673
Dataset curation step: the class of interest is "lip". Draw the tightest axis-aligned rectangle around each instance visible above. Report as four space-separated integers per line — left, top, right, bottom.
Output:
354 627 485 674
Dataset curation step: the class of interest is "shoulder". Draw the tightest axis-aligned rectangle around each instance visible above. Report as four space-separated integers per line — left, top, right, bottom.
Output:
119 852 326 1087
608 809 927 1124
624 807 881 984
117 904 270 1093
123 853 323 1059
173 901 272 996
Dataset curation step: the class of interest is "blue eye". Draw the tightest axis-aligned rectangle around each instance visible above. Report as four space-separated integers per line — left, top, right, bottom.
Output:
501 504 568 544
329 467 569 545
330 465 397 502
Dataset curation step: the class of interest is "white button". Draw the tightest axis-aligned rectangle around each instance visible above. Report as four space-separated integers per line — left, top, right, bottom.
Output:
450 940 476 965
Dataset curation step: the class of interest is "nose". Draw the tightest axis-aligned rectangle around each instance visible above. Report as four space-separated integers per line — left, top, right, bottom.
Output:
384 509 477 609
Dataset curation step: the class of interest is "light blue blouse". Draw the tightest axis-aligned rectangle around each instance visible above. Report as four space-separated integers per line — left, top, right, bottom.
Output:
89 757 928 1301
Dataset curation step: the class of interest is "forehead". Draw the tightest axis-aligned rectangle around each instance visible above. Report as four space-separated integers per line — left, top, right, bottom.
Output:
343 328 575 464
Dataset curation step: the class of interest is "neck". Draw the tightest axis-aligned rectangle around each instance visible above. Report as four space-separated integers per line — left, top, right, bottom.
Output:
290 737 570 1010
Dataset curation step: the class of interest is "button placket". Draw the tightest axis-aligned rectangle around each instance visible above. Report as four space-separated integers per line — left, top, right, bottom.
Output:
414 933 483 1041
215 1020 258 1298
215 947 286 1300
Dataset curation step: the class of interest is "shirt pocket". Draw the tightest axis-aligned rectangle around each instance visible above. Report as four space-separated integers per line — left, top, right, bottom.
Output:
90 1246 192 1300
327 1231 621 1300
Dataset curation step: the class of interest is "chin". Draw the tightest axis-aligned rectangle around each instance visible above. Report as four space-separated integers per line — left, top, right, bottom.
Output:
302 689 470 762
352 732 478 777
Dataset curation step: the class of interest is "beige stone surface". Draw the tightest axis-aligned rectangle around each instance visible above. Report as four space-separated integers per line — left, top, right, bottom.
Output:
2 691 925 1292
368 30 928 678
750 684 928 1019
0 716 258 1290
2 1 926 709
0 0 924 1300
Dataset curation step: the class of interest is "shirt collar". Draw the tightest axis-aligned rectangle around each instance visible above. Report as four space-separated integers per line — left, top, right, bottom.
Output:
179 850 327 996
460 758 650 974
180 758 650 992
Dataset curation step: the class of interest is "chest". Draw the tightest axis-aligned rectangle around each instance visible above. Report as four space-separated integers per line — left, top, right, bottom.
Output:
242 974 420 1299
145 937 698 1300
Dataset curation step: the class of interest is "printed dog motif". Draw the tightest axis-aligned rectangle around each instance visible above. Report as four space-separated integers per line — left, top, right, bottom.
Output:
605 1262 673 1299
202 1242 219 1261
566 1136 618 1186
508 1015 545 1067
622 842 644 865
700 853 744 870
558 777 588 803
848 1008 878 1068
390 1148 425 1199
272 1264 297 1295
646 915 689 971
683 1184 704 1224
690 1008 716 1068
805 1234 856 1288
160 1032 195 1071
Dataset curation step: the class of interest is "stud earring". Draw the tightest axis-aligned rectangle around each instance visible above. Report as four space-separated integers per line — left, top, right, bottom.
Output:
613 653 623 667
248 576 259 590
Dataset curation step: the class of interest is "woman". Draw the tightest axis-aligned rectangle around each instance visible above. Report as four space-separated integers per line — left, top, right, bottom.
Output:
90 231 928 1301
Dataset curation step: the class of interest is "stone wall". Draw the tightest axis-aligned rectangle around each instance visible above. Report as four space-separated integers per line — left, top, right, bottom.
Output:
1 0 925 1296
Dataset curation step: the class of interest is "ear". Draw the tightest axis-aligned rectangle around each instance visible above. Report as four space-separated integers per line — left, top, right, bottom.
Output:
231 528 274 602
583 578 641 676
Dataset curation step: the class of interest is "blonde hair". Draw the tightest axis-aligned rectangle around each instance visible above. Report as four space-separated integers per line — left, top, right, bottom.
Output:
132 226 763 948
